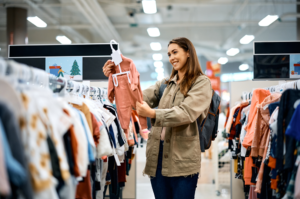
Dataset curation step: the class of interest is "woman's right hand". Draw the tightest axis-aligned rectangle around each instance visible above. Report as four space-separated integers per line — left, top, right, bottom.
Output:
103 60 116 77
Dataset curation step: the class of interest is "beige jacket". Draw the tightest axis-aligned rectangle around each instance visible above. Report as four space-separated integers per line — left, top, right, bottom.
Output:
142 74 212 177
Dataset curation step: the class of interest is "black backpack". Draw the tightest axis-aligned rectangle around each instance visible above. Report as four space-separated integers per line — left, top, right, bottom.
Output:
158 79 221 152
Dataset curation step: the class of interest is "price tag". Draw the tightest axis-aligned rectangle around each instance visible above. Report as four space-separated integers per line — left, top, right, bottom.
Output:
295 155 300 166
111 51 122 66
114 153 121 166
112 148 121 166
133 145 137 154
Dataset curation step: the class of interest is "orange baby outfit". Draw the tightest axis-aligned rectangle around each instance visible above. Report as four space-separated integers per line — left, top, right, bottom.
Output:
243 89 271 149
108 54 147 131
242 89 271 185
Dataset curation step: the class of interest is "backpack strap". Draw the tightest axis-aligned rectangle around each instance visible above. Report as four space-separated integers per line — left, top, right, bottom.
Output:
158 78 169 102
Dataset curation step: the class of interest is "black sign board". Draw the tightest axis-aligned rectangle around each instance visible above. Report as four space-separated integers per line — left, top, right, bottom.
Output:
8 43 118 80
253 41 300 80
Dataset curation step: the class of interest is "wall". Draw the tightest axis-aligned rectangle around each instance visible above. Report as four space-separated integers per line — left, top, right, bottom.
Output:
90 81 108 88
229 80 280 199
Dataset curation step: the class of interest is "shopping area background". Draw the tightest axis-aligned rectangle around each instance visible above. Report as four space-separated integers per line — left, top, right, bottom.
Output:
0 0 299 199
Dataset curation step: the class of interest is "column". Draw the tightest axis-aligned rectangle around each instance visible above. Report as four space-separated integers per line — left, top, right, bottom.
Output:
6 7 28 49
298 0 300 40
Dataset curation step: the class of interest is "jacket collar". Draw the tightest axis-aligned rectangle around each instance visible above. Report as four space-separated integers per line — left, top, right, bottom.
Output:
168 74 178 84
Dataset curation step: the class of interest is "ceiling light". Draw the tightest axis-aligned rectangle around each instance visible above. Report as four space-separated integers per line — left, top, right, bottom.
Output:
56 35 72 44
218 57 228 65
154 61 163 68
239 64 249 71
142 0 157 14
147 27 160 37
258 15 279 27
240 35 255 44
27 16 47 28
155 67 164 73
226 48 240 56
150 42 161 51
153 54 162 61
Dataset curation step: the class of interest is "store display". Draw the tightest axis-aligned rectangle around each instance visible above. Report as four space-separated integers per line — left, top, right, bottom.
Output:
253 41 300 80
227 80 300 199
0 58 143 199
8 44 117 80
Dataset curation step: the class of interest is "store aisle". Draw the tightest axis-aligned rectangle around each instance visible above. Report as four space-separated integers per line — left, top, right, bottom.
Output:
136 143 230 199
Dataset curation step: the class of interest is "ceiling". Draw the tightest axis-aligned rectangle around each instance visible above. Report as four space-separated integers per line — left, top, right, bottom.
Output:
0 0 298 81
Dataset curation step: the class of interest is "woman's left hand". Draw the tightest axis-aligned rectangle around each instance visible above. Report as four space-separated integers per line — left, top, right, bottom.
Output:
136 101 156 118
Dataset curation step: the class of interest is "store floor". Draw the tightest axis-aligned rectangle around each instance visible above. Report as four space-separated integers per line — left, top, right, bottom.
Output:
136 143 230 199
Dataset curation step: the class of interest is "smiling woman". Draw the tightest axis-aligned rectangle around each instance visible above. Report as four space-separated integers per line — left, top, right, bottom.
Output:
167 37 205 96
137 37 212 199
102 37 212 199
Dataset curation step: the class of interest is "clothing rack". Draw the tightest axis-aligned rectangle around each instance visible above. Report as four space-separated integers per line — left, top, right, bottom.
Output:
0 58 107 99
229 79 300 199
242 79 300 101
1 57 134 199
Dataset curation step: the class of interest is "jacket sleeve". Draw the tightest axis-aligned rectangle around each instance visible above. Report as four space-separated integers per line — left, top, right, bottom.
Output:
251 109 262 157
142 79 164 109
153 77 212 127
108 74 115 103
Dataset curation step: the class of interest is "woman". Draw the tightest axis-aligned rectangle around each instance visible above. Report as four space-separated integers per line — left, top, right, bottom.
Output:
103 37 212 199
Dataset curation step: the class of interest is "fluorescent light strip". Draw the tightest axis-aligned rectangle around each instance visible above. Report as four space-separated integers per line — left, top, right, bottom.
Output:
154 61 163 68
142 0 157 14
153 53 162 61
155 67 164 73
147 27 160 37
27 16 47 28
239 64 249 71
218 57 228 65
240 35 255 44
258 15 279 27
226 48 240 56
150 42 161 51
56 35 72 44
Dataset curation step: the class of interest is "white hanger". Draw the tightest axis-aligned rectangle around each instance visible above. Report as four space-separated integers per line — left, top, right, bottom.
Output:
66 81 82 105
0 58 7 76
110 40 131 87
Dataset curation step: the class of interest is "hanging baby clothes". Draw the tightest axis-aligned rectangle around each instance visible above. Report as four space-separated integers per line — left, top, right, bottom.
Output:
251 93 281 158
242 89 271 186
276 89 300 197
0 120 10 196
108 54 148 133
0 102 33 199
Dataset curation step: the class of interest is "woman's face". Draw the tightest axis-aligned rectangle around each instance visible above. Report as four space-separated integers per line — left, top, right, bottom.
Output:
168 43 189 72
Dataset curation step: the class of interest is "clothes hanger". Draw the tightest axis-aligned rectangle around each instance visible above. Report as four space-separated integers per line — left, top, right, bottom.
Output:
66 80 82 105
0 58 7 76
110 40 131 87
89 86 96 100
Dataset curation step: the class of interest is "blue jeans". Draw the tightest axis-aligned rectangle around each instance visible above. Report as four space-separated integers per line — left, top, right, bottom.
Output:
150 141 199 199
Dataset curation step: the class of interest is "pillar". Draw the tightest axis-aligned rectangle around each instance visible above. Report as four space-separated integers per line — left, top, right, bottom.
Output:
298 0 300 40
6 7 28 49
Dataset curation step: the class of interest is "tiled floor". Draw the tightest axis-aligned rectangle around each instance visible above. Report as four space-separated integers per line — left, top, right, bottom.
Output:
136 144 230 199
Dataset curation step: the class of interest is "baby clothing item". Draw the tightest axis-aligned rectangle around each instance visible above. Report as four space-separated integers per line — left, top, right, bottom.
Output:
0 121 10 196
108 54 148 132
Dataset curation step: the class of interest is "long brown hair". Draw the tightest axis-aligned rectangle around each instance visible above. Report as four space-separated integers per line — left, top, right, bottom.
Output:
167 37 205 96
